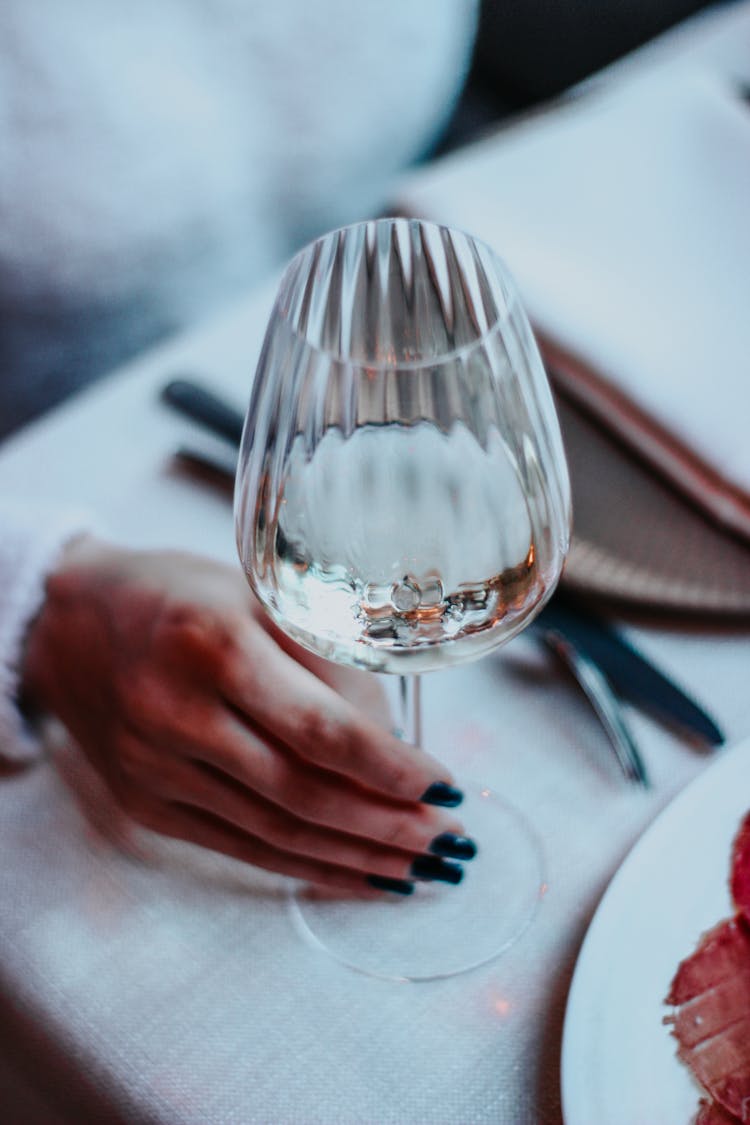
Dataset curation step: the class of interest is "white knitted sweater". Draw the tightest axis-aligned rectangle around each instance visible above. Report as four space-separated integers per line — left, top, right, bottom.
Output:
0 2 477 758
0 505 91 761
0 1 477 434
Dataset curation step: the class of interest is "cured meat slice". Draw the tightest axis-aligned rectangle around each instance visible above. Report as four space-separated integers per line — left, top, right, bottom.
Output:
731 812 750 923
666 812 750 1122
665 917 750 1123
695 1098 743 1124
668 917 750 1007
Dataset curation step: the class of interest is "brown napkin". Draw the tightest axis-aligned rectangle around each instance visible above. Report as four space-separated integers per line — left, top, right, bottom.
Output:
557 392 750 616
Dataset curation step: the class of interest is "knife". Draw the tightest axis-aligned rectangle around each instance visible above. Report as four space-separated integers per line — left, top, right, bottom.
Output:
535 599 725 749
162 376 726 755
162 377 245 446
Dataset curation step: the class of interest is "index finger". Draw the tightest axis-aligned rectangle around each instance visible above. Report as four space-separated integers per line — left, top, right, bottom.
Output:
220 618 457 805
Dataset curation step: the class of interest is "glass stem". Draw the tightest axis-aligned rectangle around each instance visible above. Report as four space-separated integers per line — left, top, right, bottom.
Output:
398 674 422 746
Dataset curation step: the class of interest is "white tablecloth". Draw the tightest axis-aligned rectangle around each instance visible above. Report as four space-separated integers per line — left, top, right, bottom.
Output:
397 4 750 540
1 274 749 1124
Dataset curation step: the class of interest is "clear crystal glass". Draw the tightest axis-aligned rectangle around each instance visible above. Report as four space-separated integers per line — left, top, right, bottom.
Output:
235 218 571 979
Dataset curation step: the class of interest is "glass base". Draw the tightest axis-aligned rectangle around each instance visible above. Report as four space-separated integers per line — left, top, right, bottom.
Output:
288 782 545 981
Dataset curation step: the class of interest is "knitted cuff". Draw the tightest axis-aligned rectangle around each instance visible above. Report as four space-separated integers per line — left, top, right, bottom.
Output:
0 503 92 762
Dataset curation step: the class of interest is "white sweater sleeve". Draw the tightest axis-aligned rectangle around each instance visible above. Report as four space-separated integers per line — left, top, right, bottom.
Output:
0 502 91 762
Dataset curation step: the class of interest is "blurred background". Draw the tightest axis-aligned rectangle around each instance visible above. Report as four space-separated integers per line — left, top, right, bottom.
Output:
0 0 718 440
443 0 714 143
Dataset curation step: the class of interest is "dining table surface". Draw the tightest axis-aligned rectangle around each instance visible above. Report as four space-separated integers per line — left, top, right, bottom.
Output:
2 7 750 1122
0 271 748 1124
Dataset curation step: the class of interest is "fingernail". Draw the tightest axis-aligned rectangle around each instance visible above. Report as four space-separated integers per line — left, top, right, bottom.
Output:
410 855 463 885
366 874 415 896
420 781 464 807
428 833 477 861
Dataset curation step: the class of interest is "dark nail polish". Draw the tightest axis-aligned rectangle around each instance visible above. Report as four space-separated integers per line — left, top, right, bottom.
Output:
366 874 415 896
410 855 463 885
420 781 464 808
428 833 477 861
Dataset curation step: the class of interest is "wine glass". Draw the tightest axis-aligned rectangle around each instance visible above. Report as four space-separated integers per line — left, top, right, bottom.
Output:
235 218 571 980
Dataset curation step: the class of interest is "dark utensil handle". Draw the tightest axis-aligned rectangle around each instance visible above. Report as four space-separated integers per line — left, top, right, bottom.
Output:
162 378 245 446
173 445 237 488
536 598 725 748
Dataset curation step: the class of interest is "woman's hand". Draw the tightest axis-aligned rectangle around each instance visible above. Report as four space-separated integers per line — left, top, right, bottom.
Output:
22 538 472 893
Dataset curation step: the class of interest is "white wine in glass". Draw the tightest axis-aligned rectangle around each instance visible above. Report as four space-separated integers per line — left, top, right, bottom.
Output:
235 218 571 980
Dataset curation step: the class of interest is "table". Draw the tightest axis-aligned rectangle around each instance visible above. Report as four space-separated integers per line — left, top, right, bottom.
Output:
1 273 749 1124
3 4 750 1116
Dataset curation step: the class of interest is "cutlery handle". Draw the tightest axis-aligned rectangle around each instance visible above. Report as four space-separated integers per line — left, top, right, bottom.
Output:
537 599 724 748
173 445 237 488
162 378 245 446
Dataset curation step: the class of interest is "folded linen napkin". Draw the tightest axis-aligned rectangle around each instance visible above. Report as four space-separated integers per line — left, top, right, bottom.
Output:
397 66 750 540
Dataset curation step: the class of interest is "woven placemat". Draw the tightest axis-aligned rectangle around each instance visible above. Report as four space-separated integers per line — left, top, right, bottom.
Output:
557 393 750 617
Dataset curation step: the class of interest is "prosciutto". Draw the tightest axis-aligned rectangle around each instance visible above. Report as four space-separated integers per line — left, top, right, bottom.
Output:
695 1099 747 1125
665 811 750 1124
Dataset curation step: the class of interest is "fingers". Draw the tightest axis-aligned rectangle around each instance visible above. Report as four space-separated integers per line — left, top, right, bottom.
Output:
127 792 384 895
198 708 465 857
219 619 453 804
139 752 458 883
115 726 472 889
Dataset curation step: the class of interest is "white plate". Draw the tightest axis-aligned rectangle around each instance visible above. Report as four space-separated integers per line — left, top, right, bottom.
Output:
561 735 750 1125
